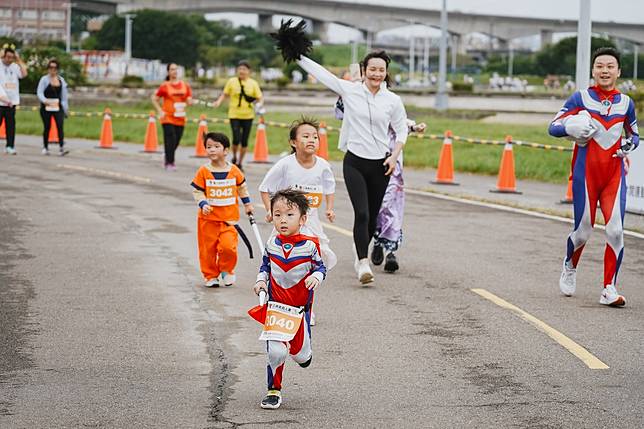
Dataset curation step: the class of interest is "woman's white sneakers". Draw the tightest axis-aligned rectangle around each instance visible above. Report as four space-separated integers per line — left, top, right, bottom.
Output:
355 258 374 284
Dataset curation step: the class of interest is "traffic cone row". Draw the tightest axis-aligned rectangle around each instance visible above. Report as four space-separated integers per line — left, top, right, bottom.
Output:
316 121 329 160
251 116 270 163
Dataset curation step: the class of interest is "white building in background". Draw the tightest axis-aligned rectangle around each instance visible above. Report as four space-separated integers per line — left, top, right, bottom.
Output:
0 0 68 42
73 50 182 82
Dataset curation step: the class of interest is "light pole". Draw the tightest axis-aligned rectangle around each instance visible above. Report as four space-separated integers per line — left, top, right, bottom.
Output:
435 0 448 110
634 44 639 81
64 2 74 53
409 36 415 83
508 43 514 77
575 0 592 90
124 14 135 62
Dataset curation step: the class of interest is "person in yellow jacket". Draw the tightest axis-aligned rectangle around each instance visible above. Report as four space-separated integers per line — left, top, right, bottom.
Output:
213 61 263 170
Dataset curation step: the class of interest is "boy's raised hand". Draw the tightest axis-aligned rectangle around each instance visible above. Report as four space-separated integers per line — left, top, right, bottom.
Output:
201 204 212 215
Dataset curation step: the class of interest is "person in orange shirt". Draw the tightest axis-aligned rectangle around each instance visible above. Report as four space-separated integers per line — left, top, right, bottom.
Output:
191 132 254 287
152 63 193 171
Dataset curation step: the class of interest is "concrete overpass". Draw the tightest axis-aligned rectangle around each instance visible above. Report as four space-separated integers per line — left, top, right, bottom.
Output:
108 0 644 47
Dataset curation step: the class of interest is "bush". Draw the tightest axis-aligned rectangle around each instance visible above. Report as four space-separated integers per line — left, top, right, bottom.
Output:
275 76 290 91
121 75 144 88
20 46 85 93
451 82 473 93
628 91 644 114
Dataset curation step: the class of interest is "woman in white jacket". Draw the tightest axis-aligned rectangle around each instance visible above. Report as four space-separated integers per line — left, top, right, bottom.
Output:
36 59 69 155
273 20 408 285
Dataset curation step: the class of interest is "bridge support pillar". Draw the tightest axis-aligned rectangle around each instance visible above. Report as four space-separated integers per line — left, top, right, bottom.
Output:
258 14 273 33
540 29 553 48
311 19 330 43
361 30 374 52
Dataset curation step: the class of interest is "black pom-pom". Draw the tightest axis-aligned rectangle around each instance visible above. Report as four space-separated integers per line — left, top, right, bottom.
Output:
271 19 312 63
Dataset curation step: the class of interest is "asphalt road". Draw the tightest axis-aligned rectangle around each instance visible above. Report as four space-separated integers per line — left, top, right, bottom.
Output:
1 138 643 428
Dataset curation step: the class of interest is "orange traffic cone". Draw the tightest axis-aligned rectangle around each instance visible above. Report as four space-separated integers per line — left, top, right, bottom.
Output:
251 116 270 163
490 135 521 194
48 116 59 144
559 144 575 204
316 121 329 160
0 119 5 140
141 111 160 153
431 130 458 185
560 172 573 204
191 114 208 158
96 108 116 149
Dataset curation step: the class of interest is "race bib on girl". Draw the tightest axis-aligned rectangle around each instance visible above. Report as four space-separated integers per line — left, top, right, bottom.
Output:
259 301 304 342
293 184 323 208
206 178 236 206
173 102 186 117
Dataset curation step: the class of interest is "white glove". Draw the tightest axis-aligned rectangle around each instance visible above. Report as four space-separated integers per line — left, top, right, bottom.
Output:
563 111 597 145
254 102 266 116
613 137 636 158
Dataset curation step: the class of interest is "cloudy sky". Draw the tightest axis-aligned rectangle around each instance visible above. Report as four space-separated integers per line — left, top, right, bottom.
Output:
206 0 643 44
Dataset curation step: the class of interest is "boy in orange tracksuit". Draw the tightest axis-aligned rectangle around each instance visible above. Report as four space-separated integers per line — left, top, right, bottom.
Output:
191 132 253 287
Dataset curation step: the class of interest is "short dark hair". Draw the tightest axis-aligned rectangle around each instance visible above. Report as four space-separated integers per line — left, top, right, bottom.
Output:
48 59 59 69
270 189 309 216
3 47 15 56
361 50 392 87
203 132 230 149
592 47 621 68
237 60 251 69
288 116 319 152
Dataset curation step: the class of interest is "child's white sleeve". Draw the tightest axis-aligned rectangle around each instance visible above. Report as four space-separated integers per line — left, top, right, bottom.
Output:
321 161 336 195
258 158 285 193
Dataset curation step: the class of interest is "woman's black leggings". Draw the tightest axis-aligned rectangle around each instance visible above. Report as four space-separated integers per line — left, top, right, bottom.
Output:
343 151 390 260
40 108 65 149
162 123 184 165
229 118 253 148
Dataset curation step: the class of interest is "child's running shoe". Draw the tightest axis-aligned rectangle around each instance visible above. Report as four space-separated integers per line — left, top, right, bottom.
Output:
260 390 282 409
371 245 384 266
384 252 399 273
298 355 312 368
42 148 50 155
599 284 625 307
204 278 219 288
222 272 235 287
